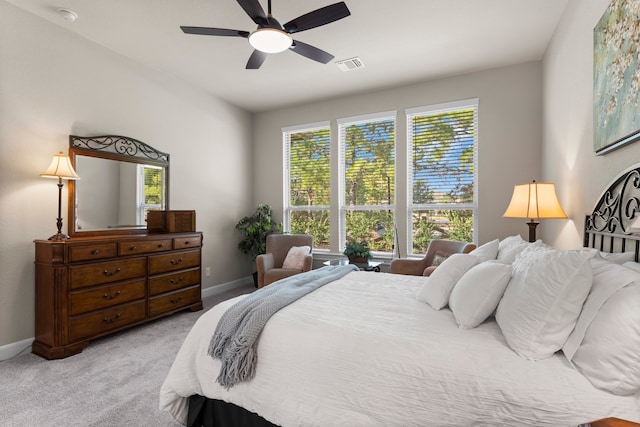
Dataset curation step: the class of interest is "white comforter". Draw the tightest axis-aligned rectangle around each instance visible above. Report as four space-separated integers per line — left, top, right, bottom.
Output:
160 271 640 426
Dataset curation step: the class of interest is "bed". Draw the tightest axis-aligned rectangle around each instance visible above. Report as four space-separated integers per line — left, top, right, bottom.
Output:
160 165 640 426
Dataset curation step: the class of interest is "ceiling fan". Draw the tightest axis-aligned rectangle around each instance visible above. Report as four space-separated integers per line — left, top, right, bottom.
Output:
180 0 351 69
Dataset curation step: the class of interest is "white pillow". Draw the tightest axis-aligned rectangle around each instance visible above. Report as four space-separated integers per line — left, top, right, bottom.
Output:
469 239 499 262
563 258 640 361
449 261 512 329
416 254 480 310
623 261 640 272
495 247 594 360
282 246 311 270
572 281 640 395
497 235 549 264
496 235 529 264
582 248 636 264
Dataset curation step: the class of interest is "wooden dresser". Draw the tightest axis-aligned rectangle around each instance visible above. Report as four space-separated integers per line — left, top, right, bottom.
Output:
33 232 203 359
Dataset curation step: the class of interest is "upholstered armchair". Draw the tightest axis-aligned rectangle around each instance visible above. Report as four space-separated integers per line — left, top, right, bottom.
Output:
390 239 476 277
256 234 314 288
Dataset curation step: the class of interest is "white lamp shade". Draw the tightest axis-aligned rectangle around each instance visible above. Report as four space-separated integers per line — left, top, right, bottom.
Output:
40 152 80 180
249 28 292 53
503 181 567 219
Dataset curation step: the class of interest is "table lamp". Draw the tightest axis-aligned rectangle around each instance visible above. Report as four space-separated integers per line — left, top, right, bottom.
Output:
503 180 567 242
40 151 80 240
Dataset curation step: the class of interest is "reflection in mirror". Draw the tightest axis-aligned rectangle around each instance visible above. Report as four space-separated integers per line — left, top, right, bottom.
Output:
68 135 169 237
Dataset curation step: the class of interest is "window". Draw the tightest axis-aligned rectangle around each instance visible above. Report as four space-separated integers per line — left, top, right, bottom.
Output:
406 99 478 254
283 122 331 249
137 164 165 224
338 112 396 253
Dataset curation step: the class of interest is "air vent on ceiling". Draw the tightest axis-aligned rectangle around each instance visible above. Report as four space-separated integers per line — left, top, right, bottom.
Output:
336 57 365 72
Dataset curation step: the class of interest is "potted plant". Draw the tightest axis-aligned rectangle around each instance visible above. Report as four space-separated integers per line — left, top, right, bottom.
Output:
236 204 281 285
343 239 371 264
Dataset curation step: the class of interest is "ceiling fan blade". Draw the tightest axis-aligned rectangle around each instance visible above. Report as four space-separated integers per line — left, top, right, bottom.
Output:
289 40 334 64
283 2 350 34
246 50 268 69
236 0 267 25
181 26 249 38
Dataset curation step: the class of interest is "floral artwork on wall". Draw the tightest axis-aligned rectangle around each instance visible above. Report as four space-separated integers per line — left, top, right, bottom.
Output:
594 0 640 155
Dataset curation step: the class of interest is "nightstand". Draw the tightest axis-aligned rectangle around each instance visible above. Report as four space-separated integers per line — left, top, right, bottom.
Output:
579 418 640 427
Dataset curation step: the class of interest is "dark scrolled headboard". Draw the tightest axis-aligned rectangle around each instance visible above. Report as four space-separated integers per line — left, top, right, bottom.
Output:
584 164 640 261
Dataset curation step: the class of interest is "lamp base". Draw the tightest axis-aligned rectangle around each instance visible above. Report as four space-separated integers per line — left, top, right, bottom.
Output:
527 220 539 243
48 232 70 241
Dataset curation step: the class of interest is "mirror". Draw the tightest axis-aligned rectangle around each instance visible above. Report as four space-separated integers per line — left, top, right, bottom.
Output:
68 135 170 237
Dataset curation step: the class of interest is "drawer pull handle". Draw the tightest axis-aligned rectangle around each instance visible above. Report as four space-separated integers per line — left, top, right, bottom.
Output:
130 246 137 251
170 276 184 285
170 296 183 304
103 267 121 276
184 241 190 245
170 258 184 265
103 290 121 300
158 243 165 248
91 249 100 255
103 313 121 324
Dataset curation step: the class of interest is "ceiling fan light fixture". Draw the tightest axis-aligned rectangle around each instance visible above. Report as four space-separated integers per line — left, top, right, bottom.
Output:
249 28 292 53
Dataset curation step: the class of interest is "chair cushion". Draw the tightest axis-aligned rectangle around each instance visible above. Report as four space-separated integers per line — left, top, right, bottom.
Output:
282 246 311 270
431 250 449 266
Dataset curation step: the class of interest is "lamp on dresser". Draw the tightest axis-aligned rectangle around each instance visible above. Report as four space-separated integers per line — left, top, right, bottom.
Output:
40 151 79 240
503 180 567 242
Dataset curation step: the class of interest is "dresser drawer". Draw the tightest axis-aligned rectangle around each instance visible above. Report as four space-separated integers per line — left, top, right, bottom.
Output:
68 243 117 262
118 239 172 256
149 268 200 296
174 235 201 250
148 285 201 317
69 279 146 316
69 301 146 342
148 249 200 275
69 257 146 289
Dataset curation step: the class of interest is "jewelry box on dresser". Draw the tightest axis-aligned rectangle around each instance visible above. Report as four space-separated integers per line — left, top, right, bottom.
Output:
33 135 203 360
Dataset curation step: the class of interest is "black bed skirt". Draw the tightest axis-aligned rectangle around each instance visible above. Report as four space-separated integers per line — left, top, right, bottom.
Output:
187 395 279 427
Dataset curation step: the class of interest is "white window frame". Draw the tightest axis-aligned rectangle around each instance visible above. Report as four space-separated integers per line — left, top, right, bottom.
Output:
337 111 397 254
405 99 479 255
136 164 165 224
282 121 331 248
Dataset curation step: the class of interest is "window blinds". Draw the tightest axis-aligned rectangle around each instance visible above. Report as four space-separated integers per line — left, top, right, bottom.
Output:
285 125 331 207
338 114 396 208
407 102 477 206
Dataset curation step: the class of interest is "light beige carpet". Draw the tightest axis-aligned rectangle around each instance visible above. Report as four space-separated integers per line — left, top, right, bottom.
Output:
0 283 254 427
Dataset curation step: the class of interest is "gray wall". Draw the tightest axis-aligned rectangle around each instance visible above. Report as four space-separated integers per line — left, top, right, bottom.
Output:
0 2 253 351
253 62 544 253
542 0 640 248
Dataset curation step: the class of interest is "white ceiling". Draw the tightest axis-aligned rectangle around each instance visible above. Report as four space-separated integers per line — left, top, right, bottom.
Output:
6 0 569 112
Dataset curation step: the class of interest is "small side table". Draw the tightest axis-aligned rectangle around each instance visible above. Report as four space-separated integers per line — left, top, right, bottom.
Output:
323 258 384 272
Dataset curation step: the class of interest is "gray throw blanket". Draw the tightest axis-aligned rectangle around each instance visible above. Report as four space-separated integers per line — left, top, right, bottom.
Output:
209 264 359 388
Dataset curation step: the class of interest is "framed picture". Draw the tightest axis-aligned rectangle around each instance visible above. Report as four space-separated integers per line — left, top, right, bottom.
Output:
593 0 640 155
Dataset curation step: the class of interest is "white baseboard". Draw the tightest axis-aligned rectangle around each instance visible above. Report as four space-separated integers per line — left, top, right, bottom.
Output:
0 337 34 362
0 277 253 362
201 276 254 299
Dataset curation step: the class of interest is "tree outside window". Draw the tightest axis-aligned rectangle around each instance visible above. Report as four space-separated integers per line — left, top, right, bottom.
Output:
407 99 478 254
284 123 331 249
339 113 396 253
137 164 165 224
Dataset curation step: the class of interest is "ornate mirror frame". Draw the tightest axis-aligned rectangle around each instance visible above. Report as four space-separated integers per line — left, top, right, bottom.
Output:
67 135 170 237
